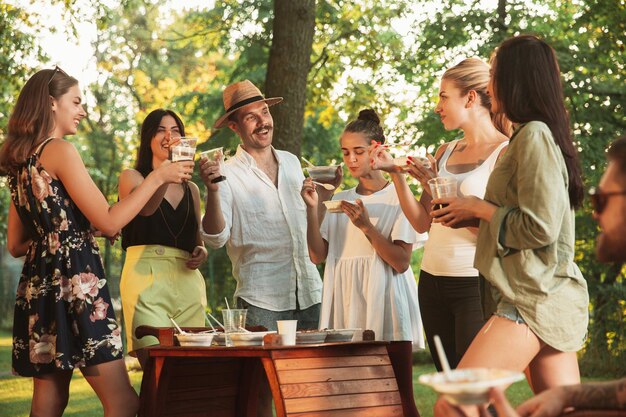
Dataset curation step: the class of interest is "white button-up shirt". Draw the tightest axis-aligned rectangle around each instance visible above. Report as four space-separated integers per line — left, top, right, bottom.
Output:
201 145 322 311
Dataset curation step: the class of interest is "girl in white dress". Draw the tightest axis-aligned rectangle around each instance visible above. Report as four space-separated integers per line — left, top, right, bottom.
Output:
301 109 425 417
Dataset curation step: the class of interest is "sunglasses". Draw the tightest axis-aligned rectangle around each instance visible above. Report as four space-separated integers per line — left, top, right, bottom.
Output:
588 187 626 214
47 65 68 86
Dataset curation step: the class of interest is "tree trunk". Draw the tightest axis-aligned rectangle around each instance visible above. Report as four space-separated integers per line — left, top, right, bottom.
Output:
265 0 316 157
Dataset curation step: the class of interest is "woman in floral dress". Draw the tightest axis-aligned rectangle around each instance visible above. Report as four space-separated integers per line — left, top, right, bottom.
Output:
0 67 193 417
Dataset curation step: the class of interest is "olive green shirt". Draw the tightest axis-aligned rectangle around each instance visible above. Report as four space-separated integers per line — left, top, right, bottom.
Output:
475 121 588 352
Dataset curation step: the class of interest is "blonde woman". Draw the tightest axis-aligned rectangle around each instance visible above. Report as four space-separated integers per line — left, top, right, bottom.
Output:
370 58 510 370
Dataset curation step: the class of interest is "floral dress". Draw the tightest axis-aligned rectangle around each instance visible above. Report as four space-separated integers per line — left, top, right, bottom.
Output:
9 139 123 377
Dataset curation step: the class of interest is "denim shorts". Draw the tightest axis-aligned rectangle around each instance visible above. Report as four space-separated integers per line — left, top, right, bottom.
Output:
236 298 321 331
494 300 526 325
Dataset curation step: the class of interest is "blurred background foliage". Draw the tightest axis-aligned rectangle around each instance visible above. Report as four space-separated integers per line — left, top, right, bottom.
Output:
0 0 624 376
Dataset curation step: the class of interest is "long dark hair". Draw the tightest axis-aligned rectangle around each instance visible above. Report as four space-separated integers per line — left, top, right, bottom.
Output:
135 109 185 177
0 68 79 175
344 109 385 143
492 35 584 208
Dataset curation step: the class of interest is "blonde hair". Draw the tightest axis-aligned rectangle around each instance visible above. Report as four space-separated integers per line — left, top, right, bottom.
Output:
442 57 511 137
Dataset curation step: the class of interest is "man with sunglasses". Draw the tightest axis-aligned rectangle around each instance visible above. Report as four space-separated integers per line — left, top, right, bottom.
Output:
438 135 626 416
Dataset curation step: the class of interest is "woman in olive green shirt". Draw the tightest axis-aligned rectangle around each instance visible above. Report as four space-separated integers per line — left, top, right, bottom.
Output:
431 34 588 407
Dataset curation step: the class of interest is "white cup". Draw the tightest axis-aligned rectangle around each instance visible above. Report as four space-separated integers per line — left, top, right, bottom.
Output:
277 320 298 346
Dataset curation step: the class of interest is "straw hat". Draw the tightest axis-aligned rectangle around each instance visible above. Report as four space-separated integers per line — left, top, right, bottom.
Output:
213 80 283 129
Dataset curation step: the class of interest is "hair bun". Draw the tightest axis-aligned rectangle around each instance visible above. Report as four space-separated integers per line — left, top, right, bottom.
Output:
357 109 380 125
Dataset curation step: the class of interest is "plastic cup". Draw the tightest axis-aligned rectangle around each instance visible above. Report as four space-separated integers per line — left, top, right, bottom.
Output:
428 177 458 213
277 320 298 346
170 137 197 162
221 309 247 346
200 147 227 183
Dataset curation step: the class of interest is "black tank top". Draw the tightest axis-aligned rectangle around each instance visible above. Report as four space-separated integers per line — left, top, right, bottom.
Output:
122 183 197 253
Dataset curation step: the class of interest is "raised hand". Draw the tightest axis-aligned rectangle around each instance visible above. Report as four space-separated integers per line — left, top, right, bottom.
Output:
406 154 438 193
301 177 319 208
198 154 223 191
368 140 398 172
155 159 194 184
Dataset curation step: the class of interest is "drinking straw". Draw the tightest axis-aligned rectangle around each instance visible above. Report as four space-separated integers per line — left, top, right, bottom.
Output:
168 316 186 334
433 335 451 378
224 297 230 310
206 311 225 329
301 156 315 167
204 312 217 332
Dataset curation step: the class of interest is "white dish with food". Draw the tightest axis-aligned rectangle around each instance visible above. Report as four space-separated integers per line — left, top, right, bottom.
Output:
296 330 328 344
324 328 360 342
175 332 216 347
322 200 356 213
418 368 525 405
228 331 276 346
393 156 431 170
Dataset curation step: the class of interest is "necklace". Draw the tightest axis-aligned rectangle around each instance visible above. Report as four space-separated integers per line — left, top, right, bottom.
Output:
158 183 190 248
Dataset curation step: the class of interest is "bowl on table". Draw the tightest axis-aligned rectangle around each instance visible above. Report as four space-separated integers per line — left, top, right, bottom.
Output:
418 368 525 405
296 330 328 344
175 332 215 347
228 331 276 347
305 165 341 181
322 200 356 213
393 156 431 171
324 328 359 342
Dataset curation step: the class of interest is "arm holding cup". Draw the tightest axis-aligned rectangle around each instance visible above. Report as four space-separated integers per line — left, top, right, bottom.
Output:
185 181 208 269
199 152 227 239
431 195 498 228
369 140 443 233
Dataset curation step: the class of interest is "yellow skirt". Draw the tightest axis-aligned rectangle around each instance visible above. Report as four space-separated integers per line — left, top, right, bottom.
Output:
120 245 207 355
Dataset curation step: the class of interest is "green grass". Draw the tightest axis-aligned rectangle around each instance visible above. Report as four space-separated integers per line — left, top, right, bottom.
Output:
0 329 533 417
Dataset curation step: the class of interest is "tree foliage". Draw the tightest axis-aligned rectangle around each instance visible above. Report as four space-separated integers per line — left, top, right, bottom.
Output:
1 0 624 375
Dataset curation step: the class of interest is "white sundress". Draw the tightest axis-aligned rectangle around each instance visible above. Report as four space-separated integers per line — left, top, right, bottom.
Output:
319 183 426 349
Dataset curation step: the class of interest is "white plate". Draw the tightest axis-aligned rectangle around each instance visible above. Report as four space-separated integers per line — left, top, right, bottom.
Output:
228 331 276 346
418 368 525 405
296 330 327 344
324 328 359 342
176 332 215 347
322 200 356 213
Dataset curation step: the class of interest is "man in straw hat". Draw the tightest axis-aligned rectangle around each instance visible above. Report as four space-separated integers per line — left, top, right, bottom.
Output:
436 136 626 416
199 79 322 336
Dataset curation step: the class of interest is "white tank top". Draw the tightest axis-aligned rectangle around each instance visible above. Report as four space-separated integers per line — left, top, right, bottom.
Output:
421 140 508 277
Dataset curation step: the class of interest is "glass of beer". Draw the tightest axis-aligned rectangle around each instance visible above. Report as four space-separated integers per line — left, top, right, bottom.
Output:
200 147 227 183
170 137 197 162
428 177 457 211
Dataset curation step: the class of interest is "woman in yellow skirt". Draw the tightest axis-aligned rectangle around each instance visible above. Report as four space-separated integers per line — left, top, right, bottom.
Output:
119 109 207 367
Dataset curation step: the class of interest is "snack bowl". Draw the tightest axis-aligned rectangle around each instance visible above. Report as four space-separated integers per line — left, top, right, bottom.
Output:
418 368 525 405
306 165 340 181
393 156 431 170
296 330 328 344
175 332 215 347
228 331 276 347
322 200 355 213
324 328 359 342
212 333 227 346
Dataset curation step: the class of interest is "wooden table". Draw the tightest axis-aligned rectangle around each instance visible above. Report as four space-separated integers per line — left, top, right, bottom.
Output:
136 326 409 417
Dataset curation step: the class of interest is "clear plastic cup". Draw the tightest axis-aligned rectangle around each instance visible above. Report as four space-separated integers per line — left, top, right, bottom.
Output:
428 177 458 212
200 147 226 183
170 137 197 162
222 309 247 347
